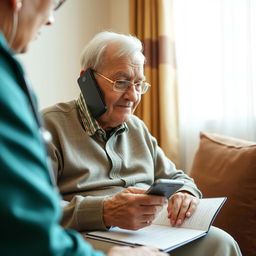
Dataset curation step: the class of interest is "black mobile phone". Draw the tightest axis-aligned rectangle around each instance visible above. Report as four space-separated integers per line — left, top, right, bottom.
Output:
145 179 184 198
77 69 107 118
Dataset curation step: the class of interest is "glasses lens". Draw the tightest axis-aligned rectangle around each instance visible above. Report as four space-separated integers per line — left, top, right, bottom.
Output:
134 82 144 93
113 80 150 94
134 82 149 94
140 82 150 94
53 0 66 10
114 81 130 92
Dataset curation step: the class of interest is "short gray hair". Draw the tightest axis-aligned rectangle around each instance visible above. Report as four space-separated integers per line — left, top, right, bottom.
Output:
80 31 145 71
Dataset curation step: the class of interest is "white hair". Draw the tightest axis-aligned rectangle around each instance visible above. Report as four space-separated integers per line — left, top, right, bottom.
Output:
80 31 145 71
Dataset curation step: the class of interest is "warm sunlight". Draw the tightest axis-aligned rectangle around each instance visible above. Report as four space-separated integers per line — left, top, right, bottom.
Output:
173 0 256 169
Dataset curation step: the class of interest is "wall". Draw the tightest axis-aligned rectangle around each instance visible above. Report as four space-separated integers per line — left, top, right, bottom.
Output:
19 0 129 109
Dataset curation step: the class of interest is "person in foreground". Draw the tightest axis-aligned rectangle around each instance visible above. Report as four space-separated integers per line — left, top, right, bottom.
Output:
0 1 168 256
42 31 242 255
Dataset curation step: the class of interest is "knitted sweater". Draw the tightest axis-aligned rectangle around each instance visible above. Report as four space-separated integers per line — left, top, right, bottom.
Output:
42 100 201 231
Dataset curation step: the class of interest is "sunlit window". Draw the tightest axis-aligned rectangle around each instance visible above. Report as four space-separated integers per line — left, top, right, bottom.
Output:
173 0 256 169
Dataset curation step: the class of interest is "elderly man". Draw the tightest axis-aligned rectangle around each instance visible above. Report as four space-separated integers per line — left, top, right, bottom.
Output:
42 31 241 255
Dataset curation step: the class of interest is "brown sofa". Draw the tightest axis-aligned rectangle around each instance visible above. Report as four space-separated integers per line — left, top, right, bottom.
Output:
189 132 256 256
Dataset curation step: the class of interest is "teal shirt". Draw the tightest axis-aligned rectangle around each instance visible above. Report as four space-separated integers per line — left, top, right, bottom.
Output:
0 32 104 256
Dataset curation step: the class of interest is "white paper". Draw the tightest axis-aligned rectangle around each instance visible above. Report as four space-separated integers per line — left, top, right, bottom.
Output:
87 197 226 251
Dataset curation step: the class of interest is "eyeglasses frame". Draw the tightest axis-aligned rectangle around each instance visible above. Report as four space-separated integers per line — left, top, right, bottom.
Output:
95 71 151 95
53 0 66 11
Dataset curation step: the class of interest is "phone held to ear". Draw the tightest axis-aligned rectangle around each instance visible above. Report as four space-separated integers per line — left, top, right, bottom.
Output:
77 69 107 118
145 179 184 199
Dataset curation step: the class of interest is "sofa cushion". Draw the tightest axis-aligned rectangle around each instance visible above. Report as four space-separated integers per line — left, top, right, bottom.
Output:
189 132 256 256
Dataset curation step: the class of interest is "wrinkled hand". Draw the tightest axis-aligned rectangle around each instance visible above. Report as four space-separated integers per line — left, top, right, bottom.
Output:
103 187 167 230
107 245 168 256
168 191 199 226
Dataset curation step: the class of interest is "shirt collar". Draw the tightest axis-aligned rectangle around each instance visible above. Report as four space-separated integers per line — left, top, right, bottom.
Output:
76 93 128 140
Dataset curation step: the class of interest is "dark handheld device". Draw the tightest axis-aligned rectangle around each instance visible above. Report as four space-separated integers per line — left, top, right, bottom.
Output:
145 179 184 198
77 69 107 118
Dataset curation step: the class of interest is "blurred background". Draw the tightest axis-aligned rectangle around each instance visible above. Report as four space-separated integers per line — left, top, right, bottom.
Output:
19 0 256 172
19 0 129 109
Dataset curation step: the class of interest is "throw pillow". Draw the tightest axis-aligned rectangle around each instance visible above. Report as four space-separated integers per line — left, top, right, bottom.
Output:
189 132 256 256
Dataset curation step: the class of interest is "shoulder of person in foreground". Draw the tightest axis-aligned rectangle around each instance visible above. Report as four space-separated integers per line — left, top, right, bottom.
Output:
0 47 103 256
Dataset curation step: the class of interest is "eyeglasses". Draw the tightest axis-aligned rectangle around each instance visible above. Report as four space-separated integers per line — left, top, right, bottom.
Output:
95 72 151 95
52 0 66 11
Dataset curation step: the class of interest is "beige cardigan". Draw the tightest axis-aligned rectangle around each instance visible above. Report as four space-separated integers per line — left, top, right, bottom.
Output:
42 101 201 231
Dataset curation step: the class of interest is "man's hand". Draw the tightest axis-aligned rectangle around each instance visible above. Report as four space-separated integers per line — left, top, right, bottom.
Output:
167 191 199 226
107 246 168 256
103 187 167 230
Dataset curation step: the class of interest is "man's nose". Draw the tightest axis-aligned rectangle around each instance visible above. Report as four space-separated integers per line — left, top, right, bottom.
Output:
123 85 140 102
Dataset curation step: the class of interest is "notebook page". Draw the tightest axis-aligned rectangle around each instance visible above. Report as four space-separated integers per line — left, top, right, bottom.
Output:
153 197 226 231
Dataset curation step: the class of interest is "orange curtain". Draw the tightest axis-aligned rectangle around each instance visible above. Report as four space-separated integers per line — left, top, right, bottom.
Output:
130 0 180 167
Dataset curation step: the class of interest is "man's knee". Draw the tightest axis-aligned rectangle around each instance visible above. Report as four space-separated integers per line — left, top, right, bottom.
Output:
171 226 242 256
201 226 242 255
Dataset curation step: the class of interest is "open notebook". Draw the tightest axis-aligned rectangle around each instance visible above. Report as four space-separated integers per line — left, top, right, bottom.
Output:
87 197 226 252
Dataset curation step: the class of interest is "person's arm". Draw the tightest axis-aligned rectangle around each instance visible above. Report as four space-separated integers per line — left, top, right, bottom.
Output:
129 116 202 198
142 121 202 227
42 111 106 231
152 140 202 198
0 68 103 256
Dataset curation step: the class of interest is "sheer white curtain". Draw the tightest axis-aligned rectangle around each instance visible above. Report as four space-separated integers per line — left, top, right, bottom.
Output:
173 0 256 171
